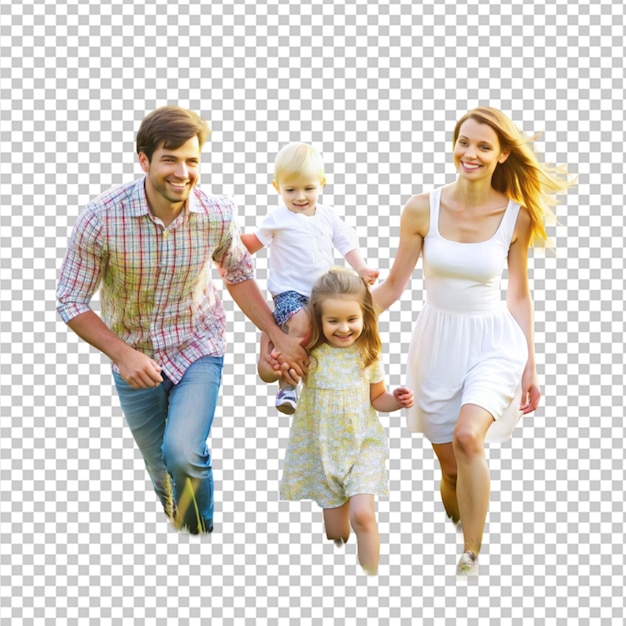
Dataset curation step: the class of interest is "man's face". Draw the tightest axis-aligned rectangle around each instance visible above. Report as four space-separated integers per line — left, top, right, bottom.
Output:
139 136 201 210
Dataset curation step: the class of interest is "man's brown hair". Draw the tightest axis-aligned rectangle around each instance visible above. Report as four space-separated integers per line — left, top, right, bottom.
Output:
136 106 210 161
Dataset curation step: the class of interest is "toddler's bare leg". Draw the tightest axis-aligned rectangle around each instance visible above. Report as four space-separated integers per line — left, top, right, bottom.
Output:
257 331 280 383
278 308 310 391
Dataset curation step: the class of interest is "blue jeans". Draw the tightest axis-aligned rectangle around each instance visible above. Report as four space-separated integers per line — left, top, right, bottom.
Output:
113 355 223 533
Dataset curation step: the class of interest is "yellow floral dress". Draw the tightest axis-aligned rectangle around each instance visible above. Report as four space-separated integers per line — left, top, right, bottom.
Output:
279 342 389 508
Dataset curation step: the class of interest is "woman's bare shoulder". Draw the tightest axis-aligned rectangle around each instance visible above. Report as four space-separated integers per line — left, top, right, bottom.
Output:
402 191 431 238
404 191 430 212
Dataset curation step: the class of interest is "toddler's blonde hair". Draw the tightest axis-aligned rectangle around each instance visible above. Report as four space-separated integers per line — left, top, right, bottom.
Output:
273 142 326 186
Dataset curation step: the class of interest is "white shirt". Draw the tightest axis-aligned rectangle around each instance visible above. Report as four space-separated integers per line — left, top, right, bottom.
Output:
255 203 358 297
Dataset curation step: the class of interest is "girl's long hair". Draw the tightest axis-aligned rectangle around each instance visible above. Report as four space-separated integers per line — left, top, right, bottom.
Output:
453 107 574 247
306 268 380 370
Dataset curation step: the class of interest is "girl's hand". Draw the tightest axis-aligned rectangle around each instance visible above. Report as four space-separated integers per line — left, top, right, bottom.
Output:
358 267 380 286
269 349 302 386
519 366 541 414
266 350 281 372
393 386 414 408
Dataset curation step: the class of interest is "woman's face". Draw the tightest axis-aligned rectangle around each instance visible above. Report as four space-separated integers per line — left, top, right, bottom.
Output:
453 118 510 181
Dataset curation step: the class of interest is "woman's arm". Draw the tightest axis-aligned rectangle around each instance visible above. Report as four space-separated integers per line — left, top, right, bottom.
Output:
371 193 429 313
507 207 541 414
370 380 414 412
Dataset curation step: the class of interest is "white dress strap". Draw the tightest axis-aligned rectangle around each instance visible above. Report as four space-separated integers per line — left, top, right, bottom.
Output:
498 199 522 245
427 187 444 239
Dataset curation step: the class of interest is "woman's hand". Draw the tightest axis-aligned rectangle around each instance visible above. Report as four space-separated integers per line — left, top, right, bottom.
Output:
519 365 541 414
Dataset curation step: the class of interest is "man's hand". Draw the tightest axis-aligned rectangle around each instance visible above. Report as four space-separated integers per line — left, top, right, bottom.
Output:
269 333 309 386
67 310 163 389
118 349 163 389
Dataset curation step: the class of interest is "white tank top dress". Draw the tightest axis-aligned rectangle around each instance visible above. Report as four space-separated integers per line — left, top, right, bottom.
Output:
405 187 528 444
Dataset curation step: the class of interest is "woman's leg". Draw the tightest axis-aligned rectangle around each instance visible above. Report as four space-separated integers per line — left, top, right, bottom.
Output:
432 442 460 524
452 404 494 555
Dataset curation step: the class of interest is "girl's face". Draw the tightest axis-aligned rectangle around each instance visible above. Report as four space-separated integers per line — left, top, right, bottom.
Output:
320 296 364 348
453 118 509 180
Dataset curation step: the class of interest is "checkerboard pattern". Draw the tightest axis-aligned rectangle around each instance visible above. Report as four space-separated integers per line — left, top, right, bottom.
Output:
1 0 624 623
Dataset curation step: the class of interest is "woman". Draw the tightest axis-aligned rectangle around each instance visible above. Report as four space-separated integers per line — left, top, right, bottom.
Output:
373 107 571 575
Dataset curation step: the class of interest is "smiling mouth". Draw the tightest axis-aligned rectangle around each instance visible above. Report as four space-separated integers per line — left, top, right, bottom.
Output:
462 162 481 170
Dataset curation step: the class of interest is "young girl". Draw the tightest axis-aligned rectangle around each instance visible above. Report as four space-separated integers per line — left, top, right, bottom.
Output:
373 107 573 575
279 268 413 575
241 143 378 415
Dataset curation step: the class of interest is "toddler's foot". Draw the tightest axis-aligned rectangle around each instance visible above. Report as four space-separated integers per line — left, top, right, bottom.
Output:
456 551 478 576
275 386 297 414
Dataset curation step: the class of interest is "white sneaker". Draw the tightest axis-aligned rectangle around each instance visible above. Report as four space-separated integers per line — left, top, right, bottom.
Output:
456 551 478 576
275 387 297 414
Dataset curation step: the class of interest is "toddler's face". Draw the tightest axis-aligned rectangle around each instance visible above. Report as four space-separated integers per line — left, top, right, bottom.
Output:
273 175 324 216
320 296 364 349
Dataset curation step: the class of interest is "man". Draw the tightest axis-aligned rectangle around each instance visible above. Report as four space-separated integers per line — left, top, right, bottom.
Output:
57 106 307 534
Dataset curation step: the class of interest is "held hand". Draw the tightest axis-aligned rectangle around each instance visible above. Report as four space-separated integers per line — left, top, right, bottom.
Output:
118 349 163 389
393 386 414 408
265 351 281 372
269 350 302 386
272 332 309 382
359 267 380 286
519 367 541 414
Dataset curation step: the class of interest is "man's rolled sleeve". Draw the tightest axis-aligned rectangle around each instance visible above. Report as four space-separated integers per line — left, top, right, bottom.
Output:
213 199 255 285
56 208 107 323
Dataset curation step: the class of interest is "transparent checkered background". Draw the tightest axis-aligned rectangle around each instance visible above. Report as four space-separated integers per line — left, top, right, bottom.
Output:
1 0 624 624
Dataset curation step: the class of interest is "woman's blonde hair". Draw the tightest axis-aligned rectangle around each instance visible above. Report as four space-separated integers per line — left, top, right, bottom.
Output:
273 142 326 186
453 107 574 247
306 268 380 370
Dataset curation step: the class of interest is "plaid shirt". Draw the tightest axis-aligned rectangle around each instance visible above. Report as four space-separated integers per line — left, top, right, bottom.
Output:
57 177 254 384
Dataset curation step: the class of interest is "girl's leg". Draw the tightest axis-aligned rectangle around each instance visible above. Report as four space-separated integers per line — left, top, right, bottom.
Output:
452 404 494 556
349 494 379 575
432 442 460 524
323 501 351 543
